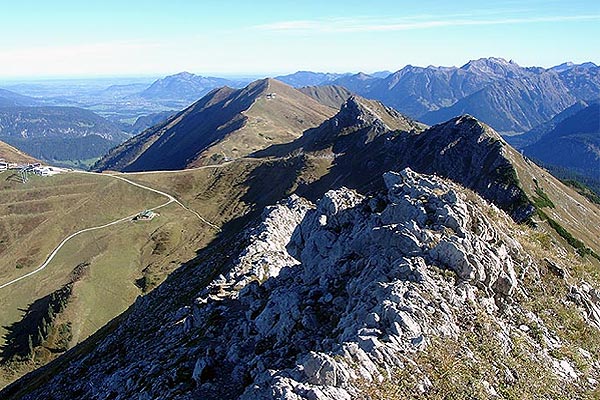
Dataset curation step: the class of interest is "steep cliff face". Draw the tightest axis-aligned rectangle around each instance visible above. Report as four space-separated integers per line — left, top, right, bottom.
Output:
8 169 598 399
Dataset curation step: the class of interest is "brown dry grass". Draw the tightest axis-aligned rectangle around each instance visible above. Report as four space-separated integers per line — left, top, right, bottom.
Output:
0 171 217 388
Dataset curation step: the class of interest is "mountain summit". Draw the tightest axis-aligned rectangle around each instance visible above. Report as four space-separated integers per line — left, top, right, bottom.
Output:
94 79 336 171
139 72 244 104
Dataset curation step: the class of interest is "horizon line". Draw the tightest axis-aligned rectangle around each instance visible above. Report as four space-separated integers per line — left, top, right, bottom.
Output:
0 58 597 82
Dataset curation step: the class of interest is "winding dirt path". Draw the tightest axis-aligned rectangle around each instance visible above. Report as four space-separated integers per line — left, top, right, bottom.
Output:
0 170 220 290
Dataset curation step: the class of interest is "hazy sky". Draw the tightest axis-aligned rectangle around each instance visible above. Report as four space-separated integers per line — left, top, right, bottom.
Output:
0 0 598 78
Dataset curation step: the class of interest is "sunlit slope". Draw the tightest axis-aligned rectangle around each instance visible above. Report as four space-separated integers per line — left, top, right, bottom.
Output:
0 141 38 164
94 79 336 172
0 170 217 387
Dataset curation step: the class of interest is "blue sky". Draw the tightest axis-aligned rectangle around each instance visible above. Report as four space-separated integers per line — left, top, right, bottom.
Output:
0 0 598 77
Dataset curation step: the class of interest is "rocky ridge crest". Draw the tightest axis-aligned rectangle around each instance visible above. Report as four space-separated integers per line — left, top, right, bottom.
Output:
8 168 599 399
187 168 522 399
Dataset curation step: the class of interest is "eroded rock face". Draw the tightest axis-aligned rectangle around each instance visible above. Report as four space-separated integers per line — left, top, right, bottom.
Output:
569 282 600 330
13 168 595 400
180 168 524 399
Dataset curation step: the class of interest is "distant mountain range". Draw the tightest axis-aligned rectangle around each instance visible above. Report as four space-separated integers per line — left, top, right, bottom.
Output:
275 71 350 87
550 61 598 73
419 69 575 132
2 58 597 137
277 58 599 134
138 72 249 105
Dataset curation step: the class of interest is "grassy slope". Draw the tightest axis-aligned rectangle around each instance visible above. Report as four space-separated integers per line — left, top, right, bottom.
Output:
504 145 600 254
124 158 305 231
0 171 216 387
189 79 336 166
0 142 38 164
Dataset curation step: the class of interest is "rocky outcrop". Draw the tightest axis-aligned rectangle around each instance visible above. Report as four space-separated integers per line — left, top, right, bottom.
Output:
6 169 597 400
569 282 600 330
191 168 521 399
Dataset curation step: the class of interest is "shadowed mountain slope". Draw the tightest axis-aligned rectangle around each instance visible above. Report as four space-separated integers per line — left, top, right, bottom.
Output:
507 100 590 149
94 79 337 172
524 101 600 181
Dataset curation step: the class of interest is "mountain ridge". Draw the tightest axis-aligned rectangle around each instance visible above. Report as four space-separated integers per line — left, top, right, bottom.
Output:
2 76 600 398
275 57 600 135
94 79 337 172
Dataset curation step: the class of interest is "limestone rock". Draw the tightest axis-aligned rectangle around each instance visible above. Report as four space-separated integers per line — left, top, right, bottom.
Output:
14 167 595 400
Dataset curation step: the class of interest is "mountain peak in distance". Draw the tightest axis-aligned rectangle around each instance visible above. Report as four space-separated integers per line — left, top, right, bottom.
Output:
94 78 337 172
